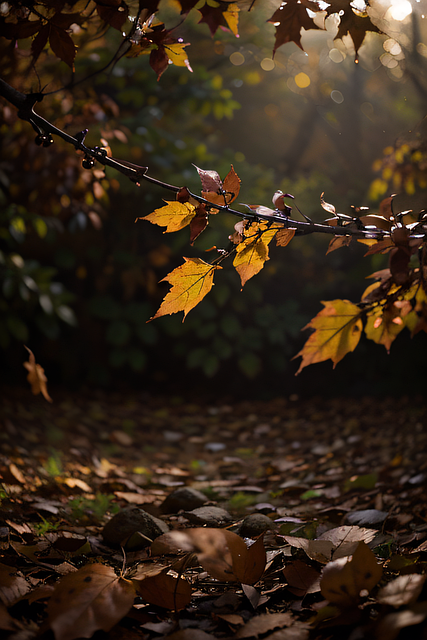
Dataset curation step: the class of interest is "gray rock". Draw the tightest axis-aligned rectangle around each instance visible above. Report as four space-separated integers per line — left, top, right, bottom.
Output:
238 513 275 538
102 506 169 548
160 487 207 514
184 506 233 526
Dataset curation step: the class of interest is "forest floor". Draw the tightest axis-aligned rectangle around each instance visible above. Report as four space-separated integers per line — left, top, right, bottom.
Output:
1 387 427 640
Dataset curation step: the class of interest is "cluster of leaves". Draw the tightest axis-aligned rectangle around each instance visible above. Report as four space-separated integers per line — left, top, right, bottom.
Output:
0 0 383 79
139 164 427 373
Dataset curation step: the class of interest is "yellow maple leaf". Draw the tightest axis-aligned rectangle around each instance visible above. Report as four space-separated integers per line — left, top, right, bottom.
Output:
165 42 193 72
364 302 408 352
149 257 221 321
223 3 239 37
23 346 53 403
139 201 196 233
294 300 363 374
233 222 281 288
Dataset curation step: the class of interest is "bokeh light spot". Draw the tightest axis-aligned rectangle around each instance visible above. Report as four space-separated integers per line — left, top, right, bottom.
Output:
295 72 310 88
230 51 245 66
331 90 344 104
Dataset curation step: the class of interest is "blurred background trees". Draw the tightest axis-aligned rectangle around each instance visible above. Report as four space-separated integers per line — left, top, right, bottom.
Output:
1 0 427 396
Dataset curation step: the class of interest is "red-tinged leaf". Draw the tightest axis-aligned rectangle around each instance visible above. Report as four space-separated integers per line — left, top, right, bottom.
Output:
201 164 241 205
293 300 363 374
194 165 222 193
31 24 50 62
276 227 296 247
320 542 382 608
23 346 52 402
46 563 135 640
95 0 129 31
377 574 426 608
233 222 281 288
189 204 208 244
268 0 322 55
49 25 76 69
149 257 221 321
135 572 192 611
150 45 170 79
139 200 196 233
283 559 321 597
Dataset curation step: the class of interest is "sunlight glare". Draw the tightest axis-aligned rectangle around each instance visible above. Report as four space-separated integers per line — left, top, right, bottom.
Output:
388 0 412 21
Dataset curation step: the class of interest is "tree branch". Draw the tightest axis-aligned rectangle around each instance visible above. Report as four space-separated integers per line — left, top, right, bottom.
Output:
0 77 392 241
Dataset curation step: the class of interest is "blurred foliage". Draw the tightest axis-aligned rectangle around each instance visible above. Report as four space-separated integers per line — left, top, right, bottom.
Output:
1 1 427 392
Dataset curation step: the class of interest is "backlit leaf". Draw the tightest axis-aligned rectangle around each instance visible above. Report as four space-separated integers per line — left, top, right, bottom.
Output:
268 0 322 55
140 201 196 233
326 0 382 60
149 258 221 321
164 42 192 71
233 222 280 288
364 303 407 352
294 300 363 374
46 563 135 640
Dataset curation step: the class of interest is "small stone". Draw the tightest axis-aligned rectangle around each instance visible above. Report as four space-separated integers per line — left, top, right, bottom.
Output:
238 513 275 538
160 487 208 514
102 507 169 548
185 506 233 526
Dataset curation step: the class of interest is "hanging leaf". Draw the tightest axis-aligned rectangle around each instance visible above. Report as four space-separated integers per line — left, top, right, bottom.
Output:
320 542 382 608
198 2 240 37
326 0 382 61
149 258 221 321
294 300 363 374
233 222 280 288
23 346 53 403
139 201 196 233
276 228 296 247
364 302 409 352
196 165 241 207
268 0 323 55
46 563 135 640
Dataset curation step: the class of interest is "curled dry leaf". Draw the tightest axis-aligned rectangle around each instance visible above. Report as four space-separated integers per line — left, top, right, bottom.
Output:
46 563 135 640
23 346 52 402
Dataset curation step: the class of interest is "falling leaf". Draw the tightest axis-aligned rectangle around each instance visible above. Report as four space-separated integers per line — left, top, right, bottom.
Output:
233 222 280 287
139 200 196 233
294 300 363 374
320 542 382 608
149 257 221 321
135 571 192 610
23 346 53 403
268 0 323 55
46 563 135 640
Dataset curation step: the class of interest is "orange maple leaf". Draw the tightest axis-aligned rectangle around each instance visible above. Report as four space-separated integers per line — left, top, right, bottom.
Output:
149 257 222 321
294 300 363 374
23 346 53 402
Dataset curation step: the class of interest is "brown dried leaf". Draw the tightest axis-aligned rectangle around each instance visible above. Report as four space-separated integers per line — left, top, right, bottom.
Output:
276 228 296 247
46 563 135 640
377 574 426 608
0 563 32 606
23 346 52 402
326 236 352 254
283 559 321 597
320 542 382 608
234 612 294 638
135 572 192 610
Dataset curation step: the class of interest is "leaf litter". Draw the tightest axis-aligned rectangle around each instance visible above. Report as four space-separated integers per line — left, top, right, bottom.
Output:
1 388 427 639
